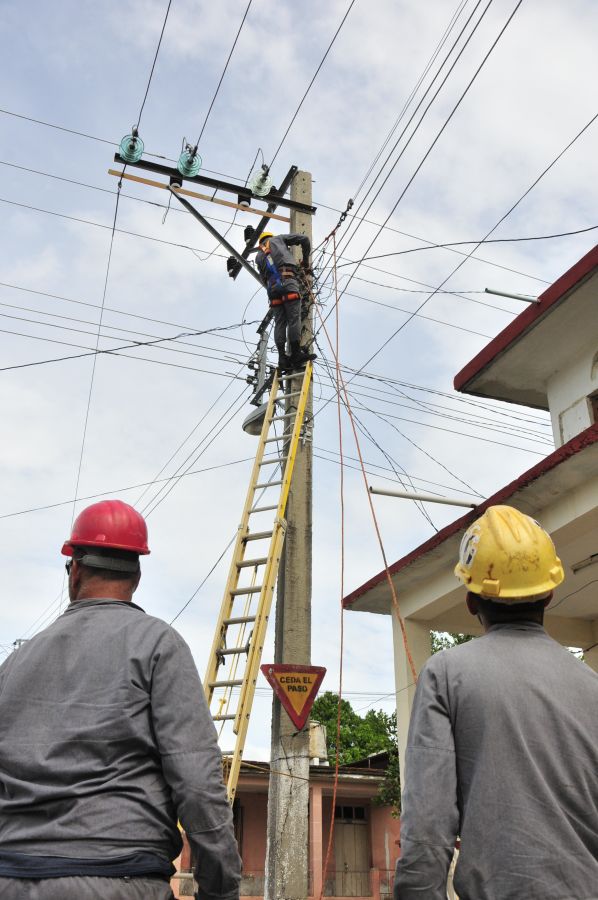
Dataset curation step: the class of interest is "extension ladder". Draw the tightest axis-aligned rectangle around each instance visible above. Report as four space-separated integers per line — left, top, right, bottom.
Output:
204 361 313 802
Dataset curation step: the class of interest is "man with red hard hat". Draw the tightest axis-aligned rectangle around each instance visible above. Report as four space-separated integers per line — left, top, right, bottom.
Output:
0 499 241 900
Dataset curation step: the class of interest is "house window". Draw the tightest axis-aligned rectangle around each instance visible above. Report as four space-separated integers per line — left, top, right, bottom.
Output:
334 804 367 821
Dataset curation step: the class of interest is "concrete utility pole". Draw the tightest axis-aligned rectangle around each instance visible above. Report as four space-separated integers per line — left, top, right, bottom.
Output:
264 170 313 900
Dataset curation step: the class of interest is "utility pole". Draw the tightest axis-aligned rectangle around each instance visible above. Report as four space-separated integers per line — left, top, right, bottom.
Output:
264 170 313 900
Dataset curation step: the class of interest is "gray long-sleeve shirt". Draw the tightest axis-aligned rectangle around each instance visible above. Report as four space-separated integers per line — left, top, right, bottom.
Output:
395 623 598 900
0 598 241 899
255 233 310 301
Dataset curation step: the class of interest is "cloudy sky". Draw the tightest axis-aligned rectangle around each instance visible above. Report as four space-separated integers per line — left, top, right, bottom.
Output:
0 0 596 758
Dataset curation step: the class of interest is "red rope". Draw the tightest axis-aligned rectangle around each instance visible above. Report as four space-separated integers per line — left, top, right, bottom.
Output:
310 267 418 685
318 235 346 899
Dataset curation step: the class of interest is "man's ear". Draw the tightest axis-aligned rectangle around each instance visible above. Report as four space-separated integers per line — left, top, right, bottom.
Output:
466 591 479 617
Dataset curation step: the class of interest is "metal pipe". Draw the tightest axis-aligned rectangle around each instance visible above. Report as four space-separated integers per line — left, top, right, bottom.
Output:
369 485 478 508
167 186 263 285
484 287 538 304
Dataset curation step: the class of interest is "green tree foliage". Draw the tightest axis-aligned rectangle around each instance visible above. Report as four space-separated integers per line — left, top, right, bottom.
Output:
311 692 400 815
431 631 475 654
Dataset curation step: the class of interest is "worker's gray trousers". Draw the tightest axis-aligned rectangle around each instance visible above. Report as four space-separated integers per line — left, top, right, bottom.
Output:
0 875 175 899
273 298 301 350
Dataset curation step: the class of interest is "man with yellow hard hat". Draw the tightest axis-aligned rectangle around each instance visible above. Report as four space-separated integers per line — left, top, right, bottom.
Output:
394 504 598 900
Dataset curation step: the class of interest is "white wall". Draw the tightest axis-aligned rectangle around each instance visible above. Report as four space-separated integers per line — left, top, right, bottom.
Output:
546 344 598 446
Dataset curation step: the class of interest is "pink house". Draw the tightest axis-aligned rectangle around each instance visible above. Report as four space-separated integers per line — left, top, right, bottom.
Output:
172 754 401 899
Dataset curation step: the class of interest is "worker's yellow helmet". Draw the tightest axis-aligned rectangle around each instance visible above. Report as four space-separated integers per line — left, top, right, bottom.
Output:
454 505 564 602
258 231 273 244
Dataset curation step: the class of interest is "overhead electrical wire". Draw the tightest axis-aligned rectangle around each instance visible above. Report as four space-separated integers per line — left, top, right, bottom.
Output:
0 159 246 230
195 0 253 146
344 105 598 380
318 0 524 318
0 457 256 522
136 0 173 128
269 0 357 167
315 202 551 285
0 196 230 261
0 321 254 374
338 222 598 267
329 0 496 269
0 279 259 350
352 0 469 199
0 107 240 178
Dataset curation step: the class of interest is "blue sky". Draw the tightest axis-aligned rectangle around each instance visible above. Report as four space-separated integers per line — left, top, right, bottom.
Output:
1 0 597 756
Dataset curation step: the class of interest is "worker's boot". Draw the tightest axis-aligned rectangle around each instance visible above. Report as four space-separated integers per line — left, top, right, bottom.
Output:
276 345 292 372
289 340 317 370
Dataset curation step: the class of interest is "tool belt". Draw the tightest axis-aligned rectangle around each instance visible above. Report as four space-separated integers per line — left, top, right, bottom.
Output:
270 291 300 307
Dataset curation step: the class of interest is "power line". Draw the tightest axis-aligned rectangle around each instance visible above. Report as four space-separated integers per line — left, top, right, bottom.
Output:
0 159 245 229
196 0 253 146
0 196 230 260
347 105 598 379
353 0 469 199
269 0 357 167
329 0 494 269
0 457 255 521
315 202 551 286
0 107 240 178
338 223 598 267
137 0 173 128
0 321 254 374
0 278 257 349
320 0 524 316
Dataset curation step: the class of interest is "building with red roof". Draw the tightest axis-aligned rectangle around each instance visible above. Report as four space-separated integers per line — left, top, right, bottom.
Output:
343 245 598 773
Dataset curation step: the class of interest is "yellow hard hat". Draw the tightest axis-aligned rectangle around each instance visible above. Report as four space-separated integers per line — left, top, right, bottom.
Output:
258 231 273 244
454 505 564 602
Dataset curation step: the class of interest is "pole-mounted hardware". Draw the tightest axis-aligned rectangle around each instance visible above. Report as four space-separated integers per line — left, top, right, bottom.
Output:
118 127 144 163
177 142 202 178
248 165 273 197
167 186 263 286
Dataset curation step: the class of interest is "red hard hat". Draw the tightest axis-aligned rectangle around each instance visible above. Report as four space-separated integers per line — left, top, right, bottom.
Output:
61 500 150 556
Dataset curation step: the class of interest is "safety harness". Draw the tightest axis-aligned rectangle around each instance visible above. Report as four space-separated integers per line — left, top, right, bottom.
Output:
263 243 300 307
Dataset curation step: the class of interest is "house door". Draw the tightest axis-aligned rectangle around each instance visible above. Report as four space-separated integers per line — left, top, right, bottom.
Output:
334 818 370 896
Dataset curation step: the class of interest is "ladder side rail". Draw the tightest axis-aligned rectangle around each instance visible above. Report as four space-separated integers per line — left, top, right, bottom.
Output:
225 364 313 801
231 363 312 730
203 372 280 703
226 521 287 803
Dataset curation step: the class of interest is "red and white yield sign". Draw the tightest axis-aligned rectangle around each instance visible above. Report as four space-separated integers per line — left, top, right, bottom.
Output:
260 664 326 730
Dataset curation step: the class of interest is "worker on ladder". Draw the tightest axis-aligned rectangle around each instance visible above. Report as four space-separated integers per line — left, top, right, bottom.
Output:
255 230 317 371
0 500 241 900
394 505 598 900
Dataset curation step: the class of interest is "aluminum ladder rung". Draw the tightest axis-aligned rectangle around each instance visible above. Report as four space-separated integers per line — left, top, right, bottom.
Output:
237 556 268 568
260 456 288 466
203 362 313 804
275 391 301 400
217 646 249 657
242 530 273 542
230 585 263 596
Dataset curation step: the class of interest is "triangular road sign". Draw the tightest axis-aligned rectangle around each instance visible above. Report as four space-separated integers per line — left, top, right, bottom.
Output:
260 664 326 730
